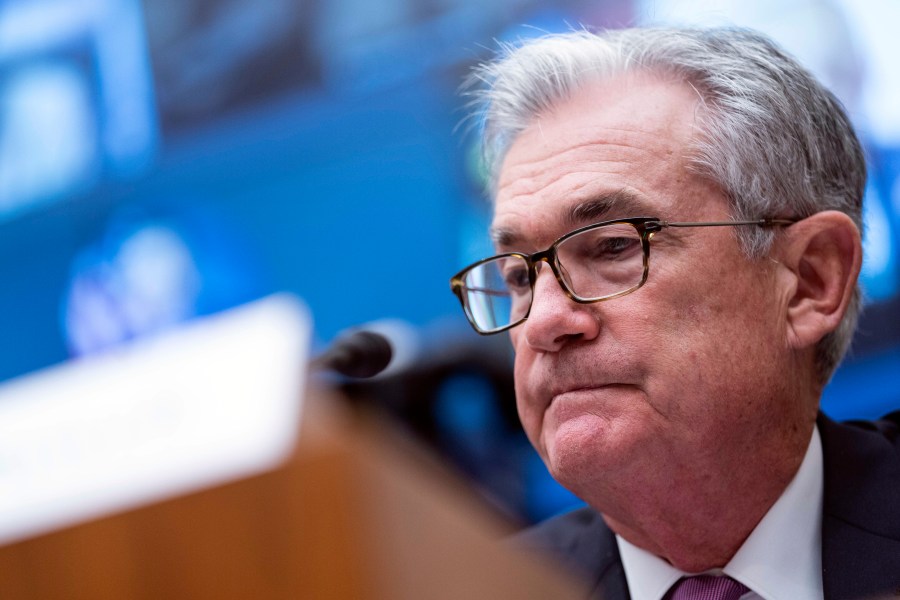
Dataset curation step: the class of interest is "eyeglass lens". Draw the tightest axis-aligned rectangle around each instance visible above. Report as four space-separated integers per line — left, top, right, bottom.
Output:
459 222 645 332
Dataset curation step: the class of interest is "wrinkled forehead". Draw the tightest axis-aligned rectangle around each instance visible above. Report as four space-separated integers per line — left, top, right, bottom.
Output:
490 73 706 249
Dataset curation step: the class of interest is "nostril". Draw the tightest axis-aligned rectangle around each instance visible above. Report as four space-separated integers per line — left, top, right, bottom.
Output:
555 332 583 345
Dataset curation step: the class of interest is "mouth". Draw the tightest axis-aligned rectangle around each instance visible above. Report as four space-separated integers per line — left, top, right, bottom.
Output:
550 383 632 403
545 384 635 419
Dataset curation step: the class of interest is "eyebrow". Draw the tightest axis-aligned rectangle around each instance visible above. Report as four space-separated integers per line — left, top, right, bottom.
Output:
566 189 652 228
490 189 654 248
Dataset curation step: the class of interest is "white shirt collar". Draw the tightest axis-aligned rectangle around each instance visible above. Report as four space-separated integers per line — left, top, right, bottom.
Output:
617 426 824 600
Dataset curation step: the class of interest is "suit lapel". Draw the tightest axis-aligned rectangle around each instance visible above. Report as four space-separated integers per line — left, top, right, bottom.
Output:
512 506 631 599
819 412 900 599
581 518 630 600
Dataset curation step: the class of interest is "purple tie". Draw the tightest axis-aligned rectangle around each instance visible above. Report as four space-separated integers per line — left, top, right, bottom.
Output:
664 575 749 600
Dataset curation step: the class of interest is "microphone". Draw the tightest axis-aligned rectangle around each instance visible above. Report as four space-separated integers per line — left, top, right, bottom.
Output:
312 330 393 378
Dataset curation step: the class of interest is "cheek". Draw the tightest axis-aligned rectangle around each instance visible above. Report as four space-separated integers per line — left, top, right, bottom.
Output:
638 272 785 405
509 333 541 437
513 367 544 451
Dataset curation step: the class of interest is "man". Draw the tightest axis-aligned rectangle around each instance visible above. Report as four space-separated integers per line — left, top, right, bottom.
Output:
450 27 900 599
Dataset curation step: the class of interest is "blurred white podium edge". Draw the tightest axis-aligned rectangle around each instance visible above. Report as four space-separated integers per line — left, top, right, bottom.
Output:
0 294 311 547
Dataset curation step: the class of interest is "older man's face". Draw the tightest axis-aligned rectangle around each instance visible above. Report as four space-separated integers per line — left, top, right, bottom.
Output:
493 73 801 504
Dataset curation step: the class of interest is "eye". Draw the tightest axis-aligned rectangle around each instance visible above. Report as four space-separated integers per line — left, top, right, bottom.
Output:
501 262 530 292
560 223 643 262
591 236 641 259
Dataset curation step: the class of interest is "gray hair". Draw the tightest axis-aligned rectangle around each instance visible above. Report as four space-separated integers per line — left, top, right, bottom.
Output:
466 27 866 382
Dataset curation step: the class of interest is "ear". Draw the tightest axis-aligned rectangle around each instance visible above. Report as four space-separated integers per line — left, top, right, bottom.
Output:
778 211 862 351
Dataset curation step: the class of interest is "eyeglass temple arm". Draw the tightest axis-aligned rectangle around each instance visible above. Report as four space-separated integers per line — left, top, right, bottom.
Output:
658 218 798 229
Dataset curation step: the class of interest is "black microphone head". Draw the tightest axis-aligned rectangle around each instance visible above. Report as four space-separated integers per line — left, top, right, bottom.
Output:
327 330 393 378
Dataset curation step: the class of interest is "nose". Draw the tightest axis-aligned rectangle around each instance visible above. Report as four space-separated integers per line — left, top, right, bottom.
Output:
520 264 601 353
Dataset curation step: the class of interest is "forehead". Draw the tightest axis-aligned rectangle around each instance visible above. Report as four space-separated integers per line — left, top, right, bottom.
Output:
492 72 705 248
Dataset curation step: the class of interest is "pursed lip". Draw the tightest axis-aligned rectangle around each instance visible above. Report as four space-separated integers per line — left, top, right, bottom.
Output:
546 383 633 405
543 382 634 411
540 384 640 429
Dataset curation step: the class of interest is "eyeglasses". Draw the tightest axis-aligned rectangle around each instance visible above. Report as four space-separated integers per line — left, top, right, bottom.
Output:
449 217 797 335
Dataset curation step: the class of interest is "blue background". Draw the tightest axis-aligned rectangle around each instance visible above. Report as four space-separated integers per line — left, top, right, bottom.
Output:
1 0 898 522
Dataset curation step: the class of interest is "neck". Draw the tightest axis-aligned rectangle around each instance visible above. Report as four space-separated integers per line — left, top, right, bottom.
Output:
592 416 816 572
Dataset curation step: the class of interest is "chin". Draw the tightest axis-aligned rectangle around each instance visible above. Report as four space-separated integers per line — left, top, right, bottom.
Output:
543 417 620 489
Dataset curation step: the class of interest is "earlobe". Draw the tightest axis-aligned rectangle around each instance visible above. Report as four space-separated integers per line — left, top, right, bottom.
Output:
781 211 862 351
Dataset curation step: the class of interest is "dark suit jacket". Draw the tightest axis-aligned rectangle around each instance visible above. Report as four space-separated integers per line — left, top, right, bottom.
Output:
513 412 900 599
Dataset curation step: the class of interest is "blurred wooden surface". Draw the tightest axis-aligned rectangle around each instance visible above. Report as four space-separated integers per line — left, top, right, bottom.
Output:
0 387 585 599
